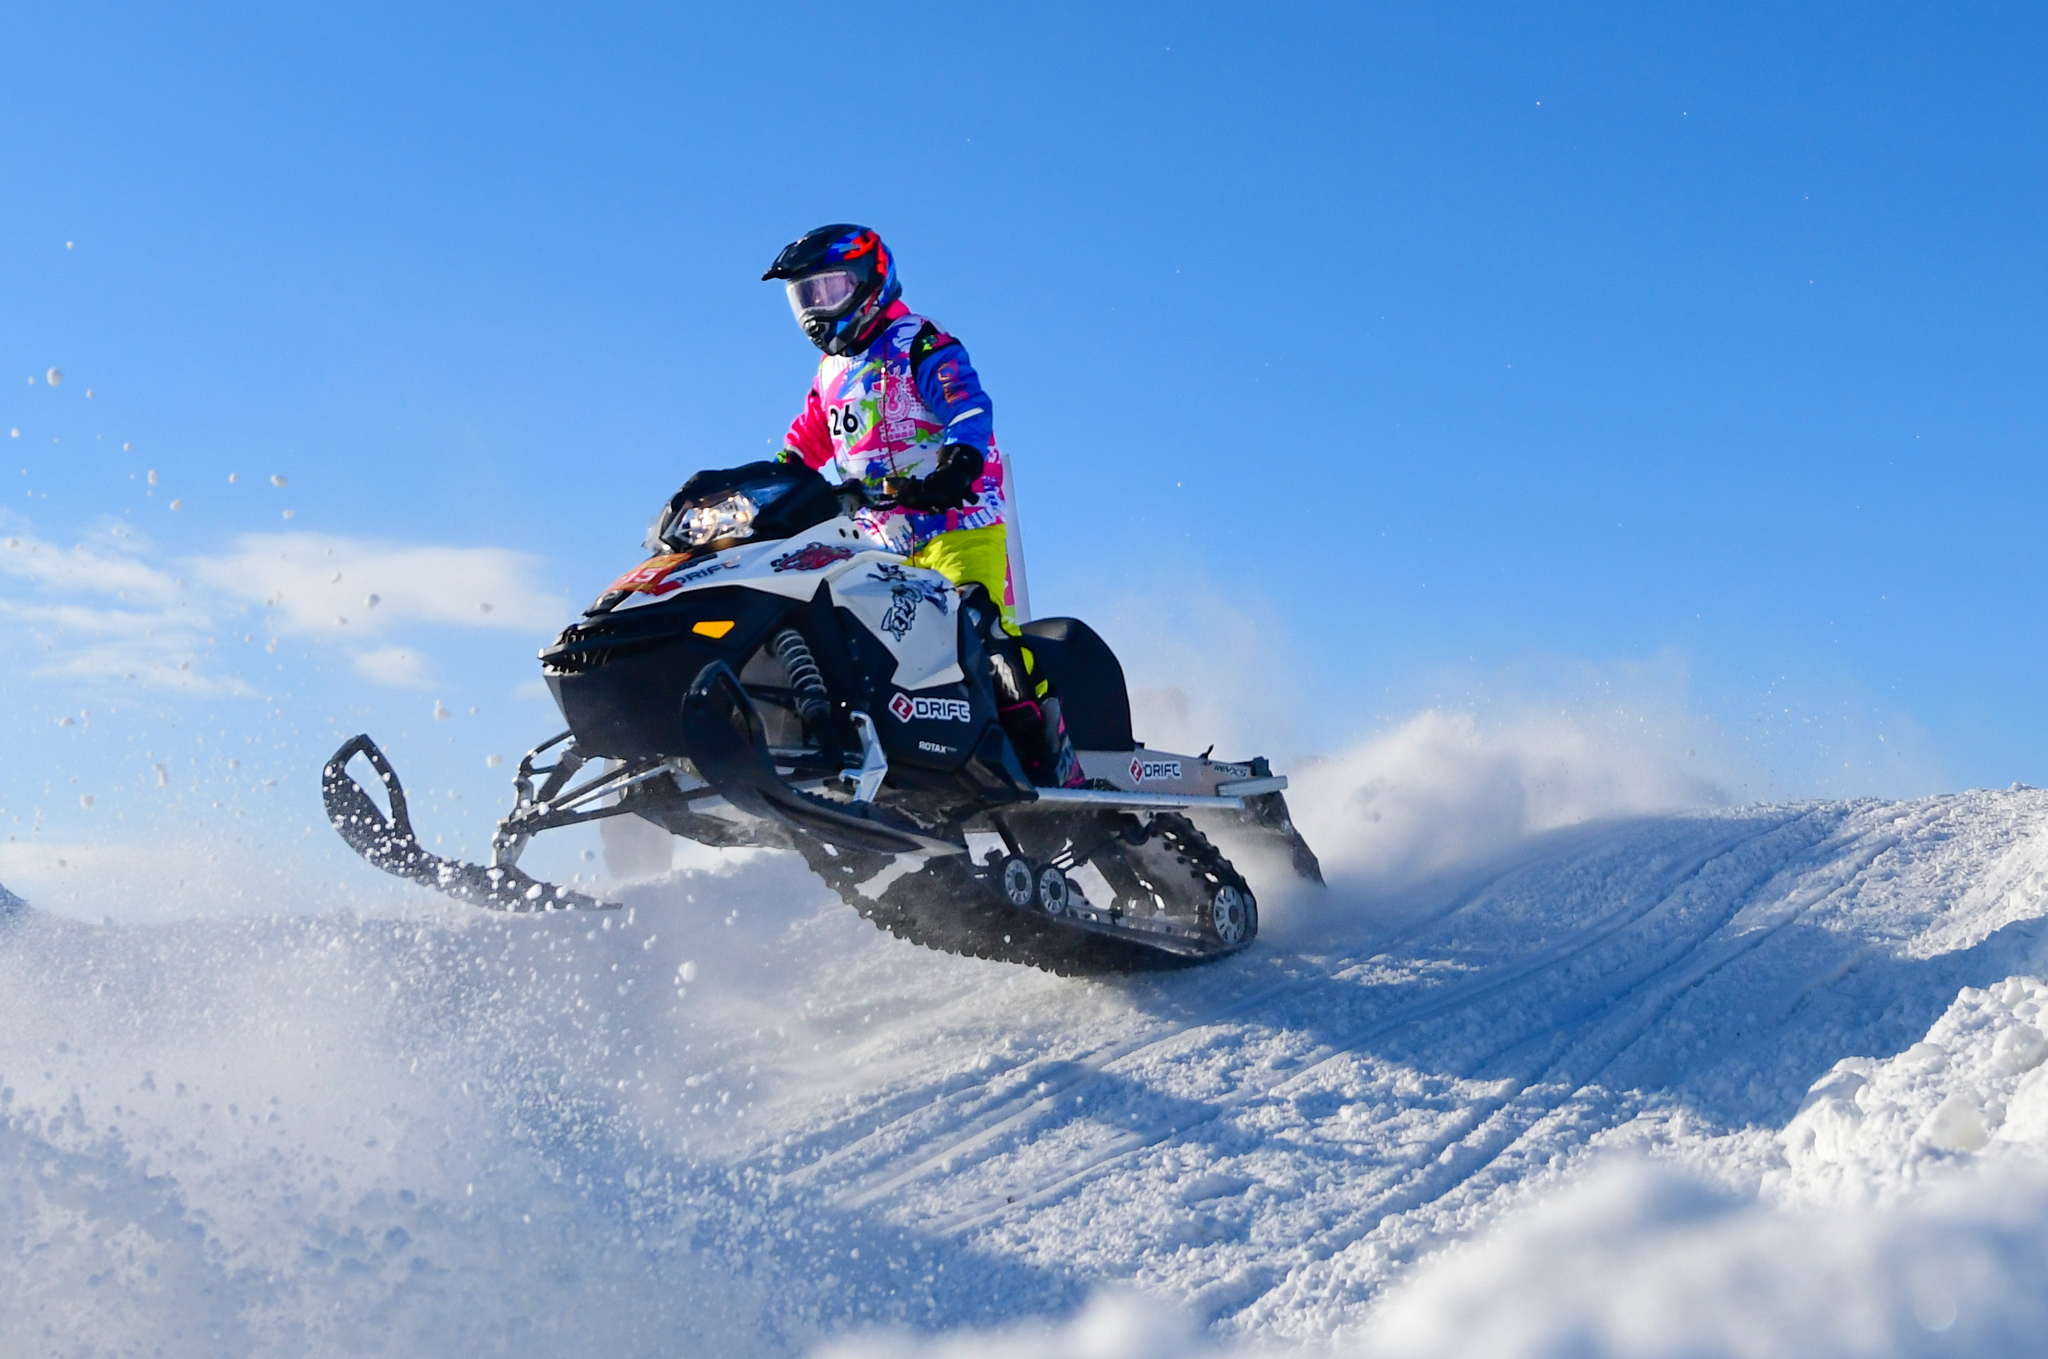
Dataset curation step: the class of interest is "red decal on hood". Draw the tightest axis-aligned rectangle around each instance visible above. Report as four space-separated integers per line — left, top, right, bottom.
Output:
770 543 855 573
606 553 688 596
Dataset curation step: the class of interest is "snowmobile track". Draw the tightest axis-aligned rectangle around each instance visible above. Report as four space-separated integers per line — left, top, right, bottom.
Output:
789 811 1262 977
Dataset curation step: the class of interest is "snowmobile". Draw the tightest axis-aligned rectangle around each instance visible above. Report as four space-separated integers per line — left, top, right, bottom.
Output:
323 459 1321 972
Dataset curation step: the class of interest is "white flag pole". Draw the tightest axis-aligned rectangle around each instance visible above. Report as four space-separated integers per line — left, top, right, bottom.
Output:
999 446 1033 624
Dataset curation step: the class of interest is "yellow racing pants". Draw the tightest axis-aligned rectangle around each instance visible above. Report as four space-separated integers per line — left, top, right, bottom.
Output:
904 525 1048 699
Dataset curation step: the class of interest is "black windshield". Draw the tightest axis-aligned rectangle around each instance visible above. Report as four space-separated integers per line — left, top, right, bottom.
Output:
652 460 841 554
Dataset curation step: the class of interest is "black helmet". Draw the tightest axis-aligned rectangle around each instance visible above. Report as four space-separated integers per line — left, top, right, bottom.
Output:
762 224 901 356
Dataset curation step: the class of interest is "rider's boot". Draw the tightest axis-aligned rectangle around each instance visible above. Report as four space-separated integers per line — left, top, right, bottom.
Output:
995 696 1085 789
1038 696 1086 789
986 635 1086 790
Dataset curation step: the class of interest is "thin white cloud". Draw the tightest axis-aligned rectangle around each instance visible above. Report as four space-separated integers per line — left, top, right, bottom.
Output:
0 600 180 637
30 640 253 695
0 529 231 692
190 533 568 637
352 646 434 690
0 523 572 694
0 532 178 603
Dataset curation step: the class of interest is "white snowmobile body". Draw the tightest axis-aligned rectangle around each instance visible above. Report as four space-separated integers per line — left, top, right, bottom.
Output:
324 460 1320 973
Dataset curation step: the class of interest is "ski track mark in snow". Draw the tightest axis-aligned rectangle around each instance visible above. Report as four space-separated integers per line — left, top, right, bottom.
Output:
802 830 1608 1209
1228 803 1938 1331
1242 796 2048 1338
820 794 2031 1341
798 813 1728 1215
918 809 1816 1242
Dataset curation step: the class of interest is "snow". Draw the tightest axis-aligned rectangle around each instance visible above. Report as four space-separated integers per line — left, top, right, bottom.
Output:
826 1165 2048 1358
6 776 2048 1355
1775 974 2048 1198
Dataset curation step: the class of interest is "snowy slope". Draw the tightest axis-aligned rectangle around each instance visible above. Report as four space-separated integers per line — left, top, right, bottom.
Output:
6 787 2048 1356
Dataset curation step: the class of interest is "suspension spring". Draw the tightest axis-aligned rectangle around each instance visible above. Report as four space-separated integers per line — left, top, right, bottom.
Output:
770 628 832 733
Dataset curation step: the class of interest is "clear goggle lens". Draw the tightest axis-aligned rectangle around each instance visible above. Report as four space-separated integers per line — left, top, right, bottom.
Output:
786 270 858 321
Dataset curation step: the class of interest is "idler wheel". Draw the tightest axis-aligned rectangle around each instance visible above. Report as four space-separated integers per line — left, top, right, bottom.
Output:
1034 864 1072 918
999 854 1036 910
1206 883 1255 946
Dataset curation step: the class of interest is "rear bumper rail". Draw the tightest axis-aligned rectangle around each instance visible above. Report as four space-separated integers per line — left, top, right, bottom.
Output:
1003 787 1253 813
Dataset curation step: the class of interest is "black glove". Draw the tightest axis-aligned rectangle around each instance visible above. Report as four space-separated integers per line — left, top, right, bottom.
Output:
834 479 871 517
884 444 985 512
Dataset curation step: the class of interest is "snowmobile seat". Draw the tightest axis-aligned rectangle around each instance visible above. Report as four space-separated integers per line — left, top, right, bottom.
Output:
1020 618 1135 752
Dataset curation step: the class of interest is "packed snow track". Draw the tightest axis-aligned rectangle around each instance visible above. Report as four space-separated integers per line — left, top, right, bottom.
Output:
6 790 2048 1355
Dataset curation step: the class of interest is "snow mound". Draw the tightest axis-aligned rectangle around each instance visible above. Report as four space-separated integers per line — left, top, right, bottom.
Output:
1362 1159 2048 1358
816 1292 1206 1359
1775 975 2048 1203
827 1163 2048 1359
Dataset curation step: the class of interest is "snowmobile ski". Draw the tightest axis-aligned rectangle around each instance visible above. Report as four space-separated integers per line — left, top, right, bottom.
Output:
324 734 612 912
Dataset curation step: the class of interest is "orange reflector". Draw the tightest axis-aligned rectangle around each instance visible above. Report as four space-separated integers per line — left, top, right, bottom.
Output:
692 620 736 639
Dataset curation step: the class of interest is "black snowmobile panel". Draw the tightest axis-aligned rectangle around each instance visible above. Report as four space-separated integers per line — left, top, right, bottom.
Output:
871 681 994 774
544 585 795 759
1207 790 1325 885
822 599 997 776
680 661 961 857
1019 617 1135 752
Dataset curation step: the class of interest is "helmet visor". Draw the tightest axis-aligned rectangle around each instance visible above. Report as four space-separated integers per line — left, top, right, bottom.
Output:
786 270 859 322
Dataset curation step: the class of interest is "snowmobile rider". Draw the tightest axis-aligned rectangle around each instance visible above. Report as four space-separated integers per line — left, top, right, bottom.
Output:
763 223 1083 789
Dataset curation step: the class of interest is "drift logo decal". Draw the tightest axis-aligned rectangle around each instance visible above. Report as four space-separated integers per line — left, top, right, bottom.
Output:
869 563 952 640
1130 757 1184 783
605 553 688 596
671 558 740 588
889 693 972 723
771 542 855 573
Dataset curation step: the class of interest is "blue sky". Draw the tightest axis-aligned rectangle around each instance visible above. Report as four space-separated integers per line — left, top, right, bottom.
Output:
3 3 2045 907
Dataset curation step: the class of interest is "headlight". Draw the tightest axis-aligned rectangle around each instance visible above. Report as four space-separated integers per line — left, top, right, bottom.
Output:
672 492 758 548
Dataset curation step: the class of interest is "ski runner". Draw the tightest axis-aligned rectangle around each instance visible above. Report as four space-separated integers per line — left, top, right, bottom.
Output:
763 224 1083 788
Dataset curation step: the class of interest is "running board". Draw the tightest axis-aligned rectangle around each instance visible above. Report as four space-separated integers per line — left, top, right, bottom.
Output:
680 662 965 858
1004 788 1253 812
323 734 615 912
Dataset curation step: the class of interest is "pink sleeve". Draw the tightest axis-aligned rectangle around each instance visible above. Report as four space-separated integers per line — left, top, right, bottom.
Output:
782 386 833 469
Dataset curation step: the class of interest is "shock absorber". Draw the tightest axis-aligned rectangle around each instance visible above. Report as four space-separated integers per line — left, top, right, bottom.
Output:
770 628 832 738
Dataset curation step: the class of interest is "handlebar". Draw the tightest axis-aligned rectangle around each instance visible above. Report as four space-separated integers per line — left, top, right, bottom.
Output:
836 480 908 515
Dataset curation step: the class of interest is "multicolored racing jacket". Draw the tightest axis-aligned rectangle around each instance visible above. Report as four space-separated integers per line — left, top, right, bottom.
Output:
778 300 1005 555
